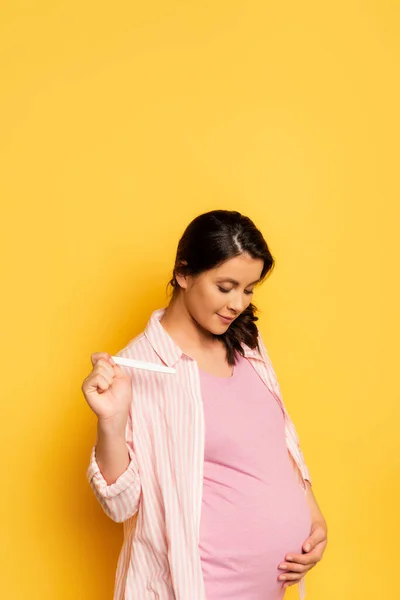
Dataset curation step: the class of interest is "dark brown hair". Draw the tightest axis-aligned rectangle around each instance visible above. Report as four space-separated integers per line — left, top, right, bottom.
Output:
166 210 275 365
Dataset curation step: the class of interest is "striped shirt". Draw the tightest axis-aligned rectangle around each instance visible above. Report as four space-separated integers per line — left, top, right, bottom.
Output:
87 307 313 600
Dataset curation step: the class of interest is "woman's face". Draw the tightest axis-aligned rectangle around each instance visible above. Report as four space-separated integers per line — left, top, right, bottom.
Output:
176 253 264 335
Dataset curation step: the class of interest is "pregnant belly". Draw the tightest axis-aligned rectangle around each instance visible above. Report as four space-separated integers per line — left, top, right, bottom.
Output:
199 477 312 599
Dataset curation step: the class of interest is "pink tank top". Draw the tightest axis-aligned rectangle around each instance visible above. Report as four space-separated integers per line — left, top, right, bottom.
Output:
198 352 311 600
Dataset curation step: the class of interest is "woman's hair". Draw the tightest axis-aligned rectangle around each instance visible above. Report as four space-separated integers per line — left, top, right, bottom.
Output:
166 210 276 365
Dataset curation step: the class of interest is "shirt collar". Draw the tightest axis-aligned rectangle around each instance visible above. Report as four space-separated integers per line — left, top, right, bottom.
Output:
144 307 266 368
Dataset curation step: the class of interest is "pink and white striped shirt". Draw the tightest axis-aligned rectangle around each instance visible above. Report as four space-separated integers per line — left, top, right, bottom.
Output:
87 307 313 600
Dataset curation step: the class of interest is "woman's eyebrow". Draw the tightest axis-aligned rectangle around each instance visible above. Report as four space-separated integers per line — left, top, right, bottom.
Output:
216 277 259 285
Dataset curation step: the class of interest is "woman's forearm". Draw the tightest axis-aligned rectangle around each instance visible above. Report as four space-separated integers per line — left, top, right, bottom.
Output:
95 419 130 485
305 480 326 526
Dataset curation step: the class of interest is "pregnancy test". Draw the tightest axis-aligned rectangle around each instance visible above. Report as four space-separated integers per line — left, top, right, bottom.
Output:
111 356 176 374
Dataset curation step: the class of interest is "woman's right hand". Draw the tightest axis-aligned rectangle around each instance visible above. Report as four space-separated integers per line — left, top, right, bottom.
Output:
81 353 132 427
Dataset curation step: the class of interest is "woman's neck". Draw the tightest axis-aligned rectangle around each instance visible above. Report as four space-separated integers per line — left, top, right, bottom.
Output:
160 297 219 357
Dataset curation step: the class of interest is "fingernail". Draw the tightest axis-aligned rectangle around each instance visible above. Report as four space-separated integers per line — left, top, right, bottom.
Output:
305 543 311 551
279 564 287 569
286 555 293 561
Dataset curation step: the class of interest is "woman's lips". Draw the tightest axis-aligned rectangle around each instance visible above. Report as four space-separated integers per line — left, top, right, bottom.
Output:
217 314 234 323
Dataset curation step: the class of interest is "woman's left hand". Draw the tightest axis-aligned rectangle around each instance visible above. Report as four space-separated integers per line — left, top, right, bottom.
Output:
277 519 328 588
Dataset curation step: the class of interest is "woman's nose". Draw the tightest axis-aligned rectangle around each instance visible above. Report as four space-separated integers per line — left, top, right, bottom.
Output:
227 295 245 313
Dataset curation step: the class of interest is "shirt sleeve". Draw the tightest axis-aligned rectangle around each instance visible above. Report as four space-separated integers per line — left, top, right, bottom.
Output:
256 328 312 487
86 358 142 522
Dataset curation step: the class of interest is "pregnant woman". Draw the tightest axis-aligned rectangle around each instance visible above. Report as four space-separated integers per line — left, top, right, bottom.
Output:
82 210 328 600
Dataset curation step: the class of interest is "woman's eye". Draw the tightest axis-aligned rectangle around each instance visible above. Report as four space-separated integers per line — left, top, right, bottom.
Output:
217 286 254 295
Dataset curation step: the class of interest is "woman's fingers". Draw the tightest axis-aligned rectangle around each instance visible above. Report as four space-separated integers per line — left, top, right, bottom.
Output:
283 580 297 588
91 352 113 367
93 355 125 381
279 564 301 573
90 353 126 381
278 559 310 587
82 352 132 421
279 569 305 581
96 362 114 381
285 550 316 565
278 565 307 582
96 373 110 392
83 361 114 395
112 363 125 378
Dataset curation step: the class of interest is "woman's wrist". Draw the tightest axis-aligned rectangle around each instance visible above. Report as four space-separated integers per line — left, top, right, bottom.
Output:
97 414 127 439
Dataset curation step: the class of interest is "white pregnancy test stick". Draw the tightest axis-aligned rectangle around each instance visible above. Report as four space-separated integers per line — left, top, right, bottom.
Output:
111 356 176 374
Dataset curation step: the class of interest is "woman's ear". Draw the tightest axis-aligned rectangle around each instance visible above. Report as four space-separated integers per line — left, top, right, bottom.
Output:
174 261 188 290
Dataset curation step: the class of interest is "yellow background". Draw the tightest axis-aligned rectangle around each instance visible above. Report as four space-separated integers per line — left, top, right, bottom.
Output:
1 1 398 598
